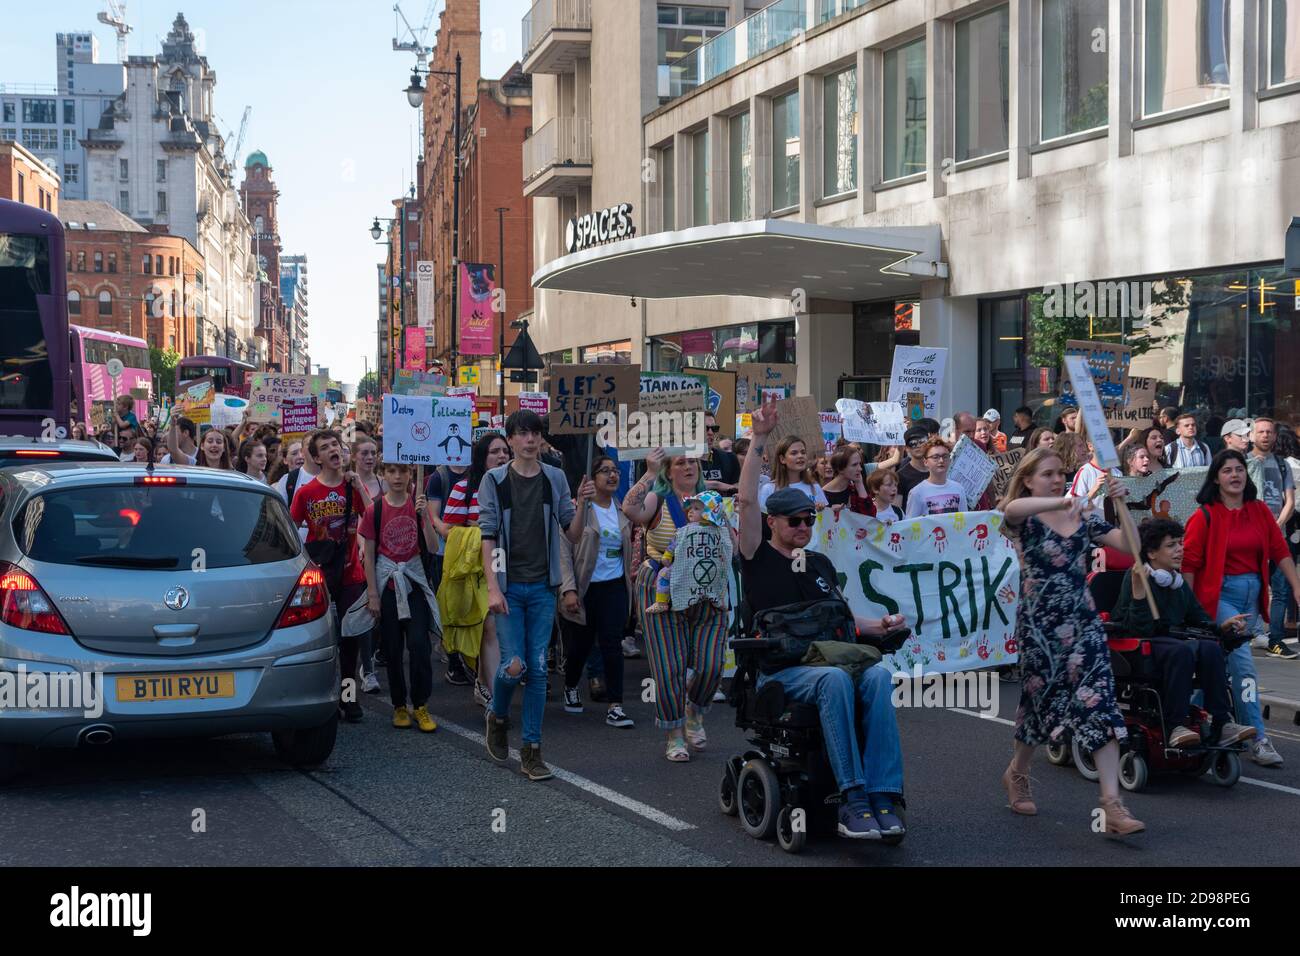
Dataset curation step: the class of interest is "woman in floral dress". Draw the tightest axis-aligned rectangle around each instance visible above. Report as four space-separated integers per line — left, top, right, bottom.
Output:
997 447 1145 837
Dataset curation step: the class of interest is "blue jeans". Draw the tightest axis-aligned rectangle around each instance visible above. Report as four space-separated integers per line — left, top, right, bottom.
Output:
1269 564 1293 646
1215 573 1265 737
491 581 558 745
757 665 904 796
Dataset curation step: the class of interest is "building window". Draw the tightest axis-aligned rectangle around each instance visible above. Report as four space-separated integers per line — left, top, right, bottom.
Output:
118 191 129 213
657 4 729 99
823 67 858 196
1143 0 1230 115
1041 0 1109 139
1272 0 1300 85
771 89 800 210
649 321 796 372
64 163 78 184
17 173 24 204
692 129 710 226
662 144 676 230
68 290 81 315
143 255 152 275
155 255 163 275
0 128 14 142
76 251 85 272
169 335 176 350
93 251 103 273
1 102 13 123
63 100 75 124
169 257 176 277
108 253 117 274
21 98 57 123
157 191 168 214
156 159 167 182
98 291 112 317
22 128 59 151
978 296 1026 416
119 158 128 180
882 38 926 181
62 129 76 151
728 112 753 222
956 5 1010 162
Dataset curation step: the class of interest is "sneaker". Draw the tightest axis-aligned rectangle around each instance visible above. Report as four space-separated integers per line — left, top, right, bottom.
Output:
563 686 583 714
1100 797 1145 837
392 706 413 729
712 686 726 703
339 699 364 723
1251 737 1284 767
413 706 437 733
473 680 492 709
605 705 634 728
588 677 608 703
445 654 472 686
837 801 882 840
485 711 509 763
1168 725 1201 749
621 636 642 659
1266 641 1300 660
869 793 906 838
1217 722 1256 746
519 743 554 781
361 671 381 695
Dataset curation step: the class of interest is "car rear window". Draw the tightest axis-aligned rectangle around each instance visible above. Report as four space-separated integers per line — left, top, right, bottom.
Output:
13 484 301 569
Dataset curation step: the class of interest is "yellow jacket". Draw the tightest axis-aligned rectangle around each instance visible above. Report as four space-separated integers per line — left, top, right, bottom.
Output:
437 525 487 661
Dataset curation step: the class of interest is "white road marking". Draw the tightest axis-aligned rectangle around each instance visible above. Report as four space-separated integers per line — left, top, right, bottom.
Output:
949 708 1014 727
1238 776 1300 797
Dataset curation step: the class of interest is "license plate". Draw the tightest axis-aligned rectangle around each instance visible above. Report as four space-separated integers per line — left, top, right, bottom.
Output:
116 672 236 703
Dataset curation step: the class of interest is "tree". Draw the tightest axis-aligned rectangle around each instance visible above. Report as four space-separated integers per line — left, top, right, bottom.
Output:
150 347 181 401
358 371 379 401
1027 278 1190 373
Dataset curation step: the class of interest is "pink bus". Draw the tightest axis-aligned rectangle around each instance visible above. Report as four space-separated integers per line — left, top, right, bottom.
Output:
69 324 152 429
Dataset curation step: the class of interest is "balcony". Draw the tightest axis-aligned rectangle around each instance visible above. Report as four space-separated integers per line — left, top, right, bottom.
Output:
522 117 592 198
522 0 591 75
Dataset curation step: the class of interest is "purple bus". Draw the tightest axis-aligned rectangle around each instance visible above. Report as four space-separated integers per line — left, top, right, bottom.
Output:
0 199 70 438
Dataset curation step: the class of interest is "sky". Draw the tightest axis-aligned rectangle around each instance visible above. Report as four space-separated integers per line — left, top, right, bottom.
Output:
1 0 532 386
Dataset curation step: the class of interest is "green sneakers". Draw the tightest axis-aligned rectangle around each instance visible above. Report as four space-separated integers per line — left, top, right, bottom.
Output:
485 711 510 763
519 743 554 782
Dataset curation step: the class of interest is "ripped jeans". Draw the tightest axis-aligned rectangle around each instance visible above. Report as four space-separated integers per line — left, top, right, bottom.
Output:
490 580 558 745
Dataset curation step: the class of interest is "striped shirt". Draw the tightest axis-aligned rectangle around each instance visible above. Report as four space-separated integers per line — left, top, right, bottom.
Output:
644 498 681 561
442 478 479 526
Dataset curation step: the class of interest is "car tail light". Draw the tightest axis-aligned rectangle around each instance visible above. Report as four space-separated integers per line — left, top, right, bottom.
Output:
276 565 329 629
136 475 186 486
0 562 70 635
16 450 60 458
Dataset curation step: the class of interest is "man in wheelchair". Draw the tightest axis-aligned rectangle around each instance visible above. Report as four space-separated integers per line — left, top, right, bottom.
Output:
1110 517 1255 750
737 398 909 842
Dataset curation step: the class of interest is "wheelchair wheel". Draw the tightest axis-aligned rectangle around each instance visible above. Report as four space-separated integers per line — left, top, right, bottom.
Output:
718 763 739 817
1209 750 1241 787
1045 742 1073 766
1118 751 1149 792
776 806 807 854
738 759 780 840
1071 737 1100 781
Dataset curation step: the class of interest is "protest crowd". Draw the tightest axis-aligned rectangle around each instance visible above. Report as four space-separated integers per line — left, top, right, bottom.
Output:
72 355 1300 846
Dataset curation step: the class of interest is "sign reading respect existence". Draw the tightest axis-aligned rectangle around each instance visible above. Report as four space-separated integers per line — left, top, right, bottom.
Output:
815 509 1021 675
548 364 641 434
887 346 947 419
381 394 475 467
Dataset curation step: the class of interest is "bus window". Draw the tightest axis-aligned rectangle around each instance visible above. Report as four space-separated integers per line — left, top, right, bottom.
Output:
0 233 53 411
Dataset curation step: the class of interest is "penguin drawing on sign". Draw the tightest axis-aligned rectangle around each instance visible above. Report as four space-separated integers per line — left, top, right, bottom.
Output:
438 422 472 462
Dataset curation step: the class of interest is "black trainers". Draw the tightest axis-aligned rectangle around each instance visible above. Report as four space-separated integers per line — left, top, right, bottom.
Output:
1266 641 1300 660
485 711 510 763
338 699 364 723
445 652 472 686
563 687 583 714
605 705 634 728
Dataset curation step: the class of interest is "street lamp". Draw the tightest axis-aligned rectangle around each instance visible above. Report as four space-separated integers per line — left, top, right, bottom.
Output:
370 218 384 242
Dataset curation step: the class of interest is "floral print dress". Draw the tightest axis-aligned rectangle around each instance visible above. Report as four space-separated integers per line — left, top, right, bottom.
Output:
1012 514 1126 754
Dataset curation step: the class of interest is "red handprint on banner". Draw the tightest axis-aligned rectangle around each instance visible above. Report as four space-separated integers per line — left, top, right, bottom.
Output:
968 523 990 551
931 527 947 553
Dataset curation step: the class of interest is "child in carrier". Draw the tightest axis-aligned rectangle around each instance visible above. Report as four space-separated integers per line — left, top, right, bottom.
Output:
647 491 729 613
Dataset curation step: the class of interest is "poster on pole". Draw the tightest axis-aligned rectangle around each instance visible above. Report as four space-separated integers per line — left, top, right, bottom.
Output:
735 363 796 414
280 396 319 437
416 261 435 329
836 398 906 446
1063 354 1120 469
381 394 475 467
180 376 216 427
548 364 641 435
816 509 1020 675
458 263 497 356
1058 340 1132 427
948 437 997 503
887 346 947 420
1109 374 1159 429
404 327 427 372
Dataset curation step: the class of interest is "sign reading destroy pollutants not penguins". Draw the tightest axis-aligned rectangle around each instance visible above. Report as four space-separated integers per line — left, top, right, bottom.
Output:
381 393 475 467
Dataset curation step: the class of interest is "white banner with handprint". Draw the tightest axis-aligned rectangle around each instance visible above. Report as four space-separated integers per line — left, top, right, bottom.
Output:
812 509 1020 675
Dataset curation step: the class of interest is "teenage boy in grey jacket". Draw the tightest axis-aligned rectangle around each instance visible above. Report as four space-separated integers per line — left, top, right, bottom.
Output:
478 409 593 780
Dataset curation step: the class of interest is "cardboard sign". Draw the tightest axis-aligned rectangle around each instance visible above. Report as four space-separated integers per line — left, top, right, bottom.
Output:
249 374 328 424
837 399 906 446
906 393 927 423
948 437 997 503
765 396 823 457
735 363 796 415
89 401 111 433
1059 340 1132 427
888 347 947 419
820 412 843 454
354 399 380 426
617 371 708 459
668 524 731 612
280 396 319 434
549 364 641 435
1063 354 1120 469
1110 374 1159 428
381 394 475 466
703 369 737 438
181 376 216 426
989 448 1026 503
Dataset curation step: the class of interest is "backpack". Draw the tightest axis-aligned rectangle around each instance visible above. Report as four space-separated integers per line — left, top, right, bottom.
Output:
285 467 302 506
751 598 858 675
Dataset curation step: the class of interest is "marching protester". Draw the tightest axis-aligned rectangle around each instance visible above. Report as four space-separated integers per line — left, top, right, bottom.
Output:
479 410 592 781
559 455 635 729
624 449 727 762
127 436 153 464
1122 444 1153 478
896 426 932 504
866 467 904 522
112 394 140 449
1248 418 1298 659
999 446 1145 836
1221 419 1251 454
737 396 909 840
352 435 383 511
700 412 740 496
1158 406 1180 448
821 444 872 515
1007 407 1036 449
904 438 968 517
1026 427 1055 452
235 438 270 484
1054 406 1080 434
163 416 200 465
197 428 235 471
1166 413 1211 468
274 439 318 511
1183 450 1300 766
1067 440 1114 515
759 436 830 513
982 409 1008 452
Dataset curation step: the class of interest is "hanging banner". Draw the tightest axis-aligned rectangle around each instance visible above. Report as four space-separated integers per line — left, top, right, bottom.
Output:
416 260 435 329
887 346 947 420
458 262 497 356
837 399 906 446
815 509 1021 675
404 327 427 372
1119 468 1207 527
381 393 475 466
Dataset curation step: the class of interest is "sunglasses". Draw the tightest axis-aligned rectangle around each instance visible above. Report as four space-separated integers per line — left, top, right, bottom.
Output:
907 439 927 448
706 425 721 433
778 514 817 527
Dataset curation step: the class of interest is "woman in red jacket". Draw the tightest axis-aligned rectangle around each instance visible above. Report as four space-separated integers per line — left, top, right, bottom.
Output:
1183 450 1300 768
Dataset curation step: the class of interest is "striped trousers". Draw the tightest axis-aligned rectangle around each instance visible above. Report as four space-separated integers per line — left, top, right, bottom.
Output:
634 562 729 729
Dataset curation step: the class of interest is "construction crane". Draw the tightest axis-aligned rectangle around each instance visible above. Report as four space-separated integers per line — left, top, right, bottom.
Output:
97 0 133 63
227 106 251 172
393 1 439 68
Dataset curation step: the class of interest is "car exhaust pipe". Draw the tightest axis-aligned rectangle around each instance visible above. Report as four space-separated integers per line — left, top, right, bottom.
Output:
79 725 115 746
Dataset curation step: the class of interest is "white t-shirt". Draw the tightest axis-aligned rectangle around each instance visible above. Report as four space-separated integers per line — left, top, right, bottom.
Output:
758 480 828 513
590 501 624 584
1069 461 1113 515
905 479 969 517
160 450 198 466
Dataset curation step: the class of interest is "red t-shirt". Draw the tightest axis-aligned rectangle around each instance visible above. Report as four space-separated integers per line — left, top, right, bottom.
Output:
1223 506 1270 576
360 495 422 566
290 477 366 586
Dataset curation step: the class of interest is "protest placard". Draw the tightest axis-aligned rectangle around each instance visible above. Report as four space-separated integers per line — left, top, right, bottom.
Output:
615 371 708 459
518 392 549 416
209 395 248 429
765 396 823 457
548 364 641 435
989 448 1026 502
820 412 842 454
703 369 737 436
381 394 475 467
249 374 328 424
181 376 216 426
887 347 947 419
1059 340 1132 426
392 369 448 397
280 396 319 435
354 399 380 426
735 363 796 414
836 399 906 446
816 509 1020 675
1109 374 1159 428
1063 354 1120 469
949 437 998 503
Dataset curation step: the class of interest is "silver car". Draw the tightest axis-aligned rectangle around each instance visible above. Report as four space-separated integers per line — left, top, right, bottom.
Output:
0 463 339 782
0 437 121 470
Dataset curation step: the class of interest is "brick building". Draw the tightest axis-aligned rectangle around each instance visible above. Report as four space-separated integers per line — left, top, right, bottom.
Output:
60 199 203 354
239 150 287 370
0 141 60 214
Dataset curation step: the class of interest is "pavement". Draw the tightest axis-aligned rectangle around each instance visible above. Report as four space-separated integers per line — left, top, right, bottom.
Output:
1257 639 1300 728
5 649 1300 867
